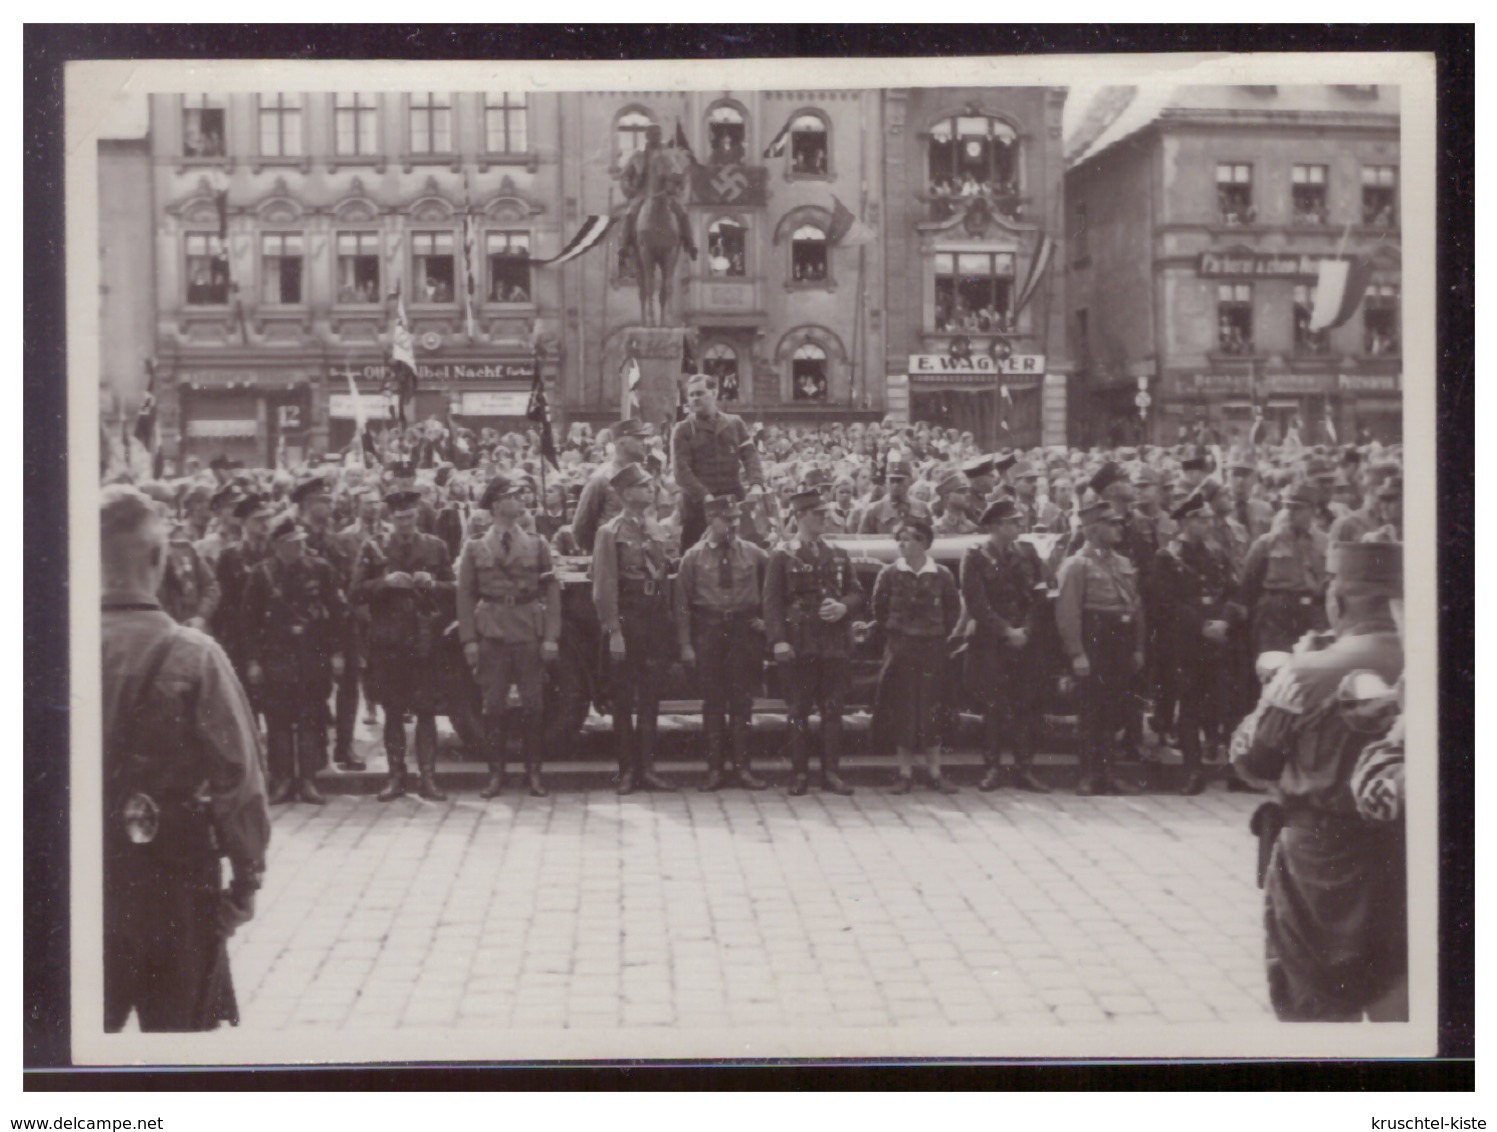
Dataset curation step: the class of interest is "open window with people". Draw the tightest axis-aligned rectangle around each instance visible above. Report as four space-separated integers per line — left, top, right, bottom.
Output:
927 115 1020 219
411 232 455 303
933 251 1014 334
1363 284 1400 356
260 233 303 305
1216 282 1254 354
787 113 829 177
184 233 230 305
1292 164 1328 226
486 230 531 303
791 343 829 402
706 103 747 166
706 217 747 277
182 95 226 158
336 232 380 304
1293 283 1329 354
790 224 828 284
702 343 741 402
1216 163 1255 225
1362 166 1398 227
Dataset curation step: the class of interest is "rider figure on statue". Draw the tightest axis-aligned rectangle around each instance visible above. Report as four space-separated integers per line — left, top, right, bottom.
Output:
619 124 698 263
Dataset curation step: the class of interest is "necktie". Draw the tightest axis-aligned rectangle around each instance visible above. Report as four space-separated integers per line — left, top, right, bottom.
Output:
718 542 733 591
501 529 512 556
1236 498 1249 528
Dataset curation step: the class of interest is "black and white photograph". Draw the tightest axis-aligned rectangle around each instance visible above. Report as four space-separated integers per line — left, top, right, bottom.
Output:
51 44 1453 1079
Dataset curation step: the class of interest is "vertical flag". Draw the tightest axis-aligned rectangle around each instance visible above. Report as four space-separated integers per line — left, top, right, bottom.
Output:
999 383 1013 435
1323 401 1339 445
672 120 699 166
134 359 157 452
462 176 479 339
1013 233 1056 316
622 357 642 419
526 369 559 471
388 279 418 426
762 115 792 159
827 195 875 247
1308 256 1374 331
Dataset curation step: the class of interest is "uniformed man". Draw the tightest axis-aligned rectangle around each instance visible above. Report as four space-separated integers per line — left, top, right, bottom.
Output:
763 486 865 796
242 515 348 805
671 373 764 552
857 457 932 534
1228 460 1275 543
675 494 770 791
960 498 1051 793
1130 465 1178 743
1154 492 1247 795
962 454 998 503
101 485 269 1032
458 473 562 799
1230 541 1405 1021
353 489 456 802
1200 477 1251 569
211 493 275 688
1178 453 1211 495
1242 483 1330 657
1007 460 1044 533
292 475 364 772
592 463 679 794
932 471 978 535
158 519 220 632
1055 500 1146 796
193 483 244 572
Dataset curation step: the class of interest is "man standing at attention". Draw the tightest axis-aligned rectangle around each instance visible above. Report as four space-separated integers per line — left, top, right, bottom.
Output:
573 418 654 555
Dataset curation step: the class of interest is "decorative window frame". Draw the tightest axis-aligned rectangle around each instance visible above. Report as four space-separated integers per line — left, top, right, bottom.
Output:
703 211 753 280
178 195 233 311
479 92 539 171
921 107 1025 196
251 93 310 173
401 92 459 171
405 195 459 309
176 94 234 173
774 205 836 291
773 324 847 404
780 107 834 182
611 103 659 174
704 97 752 166
328 93 385 172
252 195 309 309
330 191 384 310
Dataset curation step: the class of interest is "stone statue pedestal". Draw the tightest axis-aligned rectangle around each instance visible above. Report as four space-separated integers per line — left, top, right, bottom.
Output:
618 326 695 433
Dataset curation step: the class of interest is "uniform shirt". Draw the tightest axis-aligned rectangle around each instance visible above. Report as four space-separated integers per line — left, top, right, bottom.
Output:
1327 505 1382 556
591 510 673 634
302 522 354 590
242 553 348 668
1230 622 1402 812
674 534 768 648
456 522 560 646
571 461 629 554
1242 526 1329 611
102 588 269 872
671 411 763 504
856 496 933 534
158 539 220 626
1054 543 1146 659
1230 493 1275 542
870 556 961 639
211 537 271 660
823 504 856 535
1205 513 1251 568
960 539 1045 646
1152 537 1244 651
335 519 387 571
763 537 865 658
193 526 236 573
933 510 979 536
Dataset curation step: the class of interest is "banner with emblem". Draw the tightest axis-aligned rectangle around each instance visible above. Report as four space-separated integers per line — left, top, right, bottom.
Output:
689 163 769 208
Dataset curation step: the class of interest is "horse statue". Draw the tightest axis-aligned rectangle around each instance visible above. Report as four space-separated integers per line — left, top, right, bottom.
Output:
628 145 692 327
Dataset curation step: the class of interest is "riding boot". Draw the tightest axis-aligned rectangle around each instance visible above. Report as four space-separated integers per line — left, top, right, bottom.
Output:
378 724 408 802
479 713 505 799
820 713 853 796
414 715 447 801
978 711 1006 792
700 718 727 792
731 719 767 790
1177 729 1206 796
1012 721 1052 793
614 713 638 795
786 720 811 797
293 726 327 805
521 711 548 798
637 715 677 791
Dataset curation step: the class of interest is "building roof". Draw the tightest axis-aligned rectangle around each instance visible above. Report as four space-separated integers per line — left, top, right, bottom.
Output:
1065 84 1401 171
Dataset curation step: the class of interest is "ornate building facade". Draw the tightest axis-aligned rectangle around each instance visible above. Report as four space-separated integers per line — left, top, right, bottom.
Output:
1065 84 1403 448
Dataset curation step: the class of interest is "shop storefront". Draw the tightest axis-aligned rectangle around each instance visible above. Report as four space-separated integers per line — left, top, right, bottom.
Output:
168 366 314 468
1154 370 1402 447
907 353 1053 448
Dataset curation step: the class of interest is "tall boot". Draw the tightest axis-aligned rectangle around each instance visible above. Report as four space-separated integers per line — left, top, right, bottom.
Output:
786 719 811 797
637 713 677 791
1012 719 1052 794
521 710 547 798
820 712 853 796
479 712 505 799
414 715 447 801
266 716 297 804
293 724 327 805
378 715 408 801
1177 722 1206 796
731 718 767 790
978 710 1006 792
700 717 727 792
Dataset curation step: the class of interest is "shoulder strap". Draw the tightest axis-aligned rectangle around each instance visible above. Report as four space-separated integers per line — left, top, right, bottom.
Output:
107 626 181 786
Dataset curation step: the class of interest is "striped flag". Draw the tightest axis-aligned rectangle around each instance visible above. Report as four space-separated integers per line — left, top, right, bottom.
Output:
1323 402 1339 445
999 383 1013 434
1013 233 1056 316
763 116 792 159
531 215 614 267
828 195 875 247
1309 256 1374 331
672 120 699 166
461 179 479 339
526 369 559 471
622 357 642 418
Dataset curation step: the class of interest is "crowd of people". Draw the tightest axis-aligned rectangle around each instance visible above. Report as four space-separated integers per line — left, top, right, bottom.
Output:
101 369 1408 1027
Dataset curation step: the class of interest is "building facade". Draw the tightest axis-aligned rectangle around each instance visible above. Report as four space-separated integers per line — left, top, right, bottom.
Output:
99 136 157 438
882 86 1072 449
1065 85 1403 449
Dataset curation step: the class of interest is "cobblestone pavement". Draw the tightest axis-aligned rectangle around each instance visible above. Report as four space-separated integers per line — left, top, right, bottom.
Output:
229 773 1274 1034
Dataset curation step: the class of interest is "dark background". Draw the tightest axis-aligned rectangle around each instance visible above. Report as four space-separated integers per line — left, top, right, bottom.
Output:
24 22 1474 1089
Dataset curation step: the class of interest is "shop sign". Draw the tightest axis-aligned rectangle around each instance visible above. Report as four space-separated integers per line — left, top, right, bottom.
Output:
1177 372 1332 395
327 361 537 383
1264 373 1330 394
327 393 395 420
460 391 530 416
277 405 303 430
909 354 1045 381
1197 250 1330 278
1337 373 1400 393
186 419 258 438
1180 373 1253 395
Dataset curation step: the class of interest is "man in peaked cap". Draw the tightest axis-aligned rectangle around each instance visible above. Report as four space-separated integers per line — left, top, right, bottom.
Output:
1007 459 1048 534
1153 492 1246 795
1231 540 1405 1021
1054 500 1146 796
961 498 1052 793
857 455 931 533
962 454 998 502
1242 483 1329 658
459 472 562 799
241 514 348 805
194 484 246 572
933 471 978 535
350 488 456 802
573 417 653 556
675 494 770 791
211 493 276 692
1228 458 1275 543
763 486 865 796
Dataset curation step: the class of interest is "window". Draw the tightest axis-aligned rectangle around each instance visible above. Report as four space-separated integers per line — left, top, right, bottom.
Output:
1293 283 1328 354
260 233 303 305
182 95 225 158
335 232 380 303
484 92 528 154
411 232 455 301
1217 283 1254 354
703 343 740 402
934 251 1015 333
1291 164 1328 225
791 344 828 402
335 93 379 156
409 92 452 154
790 224 827 283
706 218 746 277
486 231 531 302
184 233 229 305
1363 283 1400 355
788 113 828 176
1072 201 1089 259
615 109 655 167
258 94 303 158
1362 166 1398 227
928 116 1018 198
706 104 746 165
1216 163 1254 224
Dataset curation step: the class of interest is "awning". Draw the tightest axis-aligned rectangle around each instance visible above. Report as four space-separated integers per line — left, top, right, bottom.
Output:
185 419 258 438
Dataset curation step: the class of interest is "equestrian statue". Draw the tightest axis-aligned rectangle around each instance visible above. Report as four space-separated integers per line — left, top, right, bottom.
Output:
618 124 697 327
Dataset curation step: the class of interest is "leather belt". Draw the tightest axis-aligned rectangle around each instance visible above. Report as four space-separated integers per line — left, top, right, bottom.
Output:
691 606 756 621
480 593 540 607
621 579 663 597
